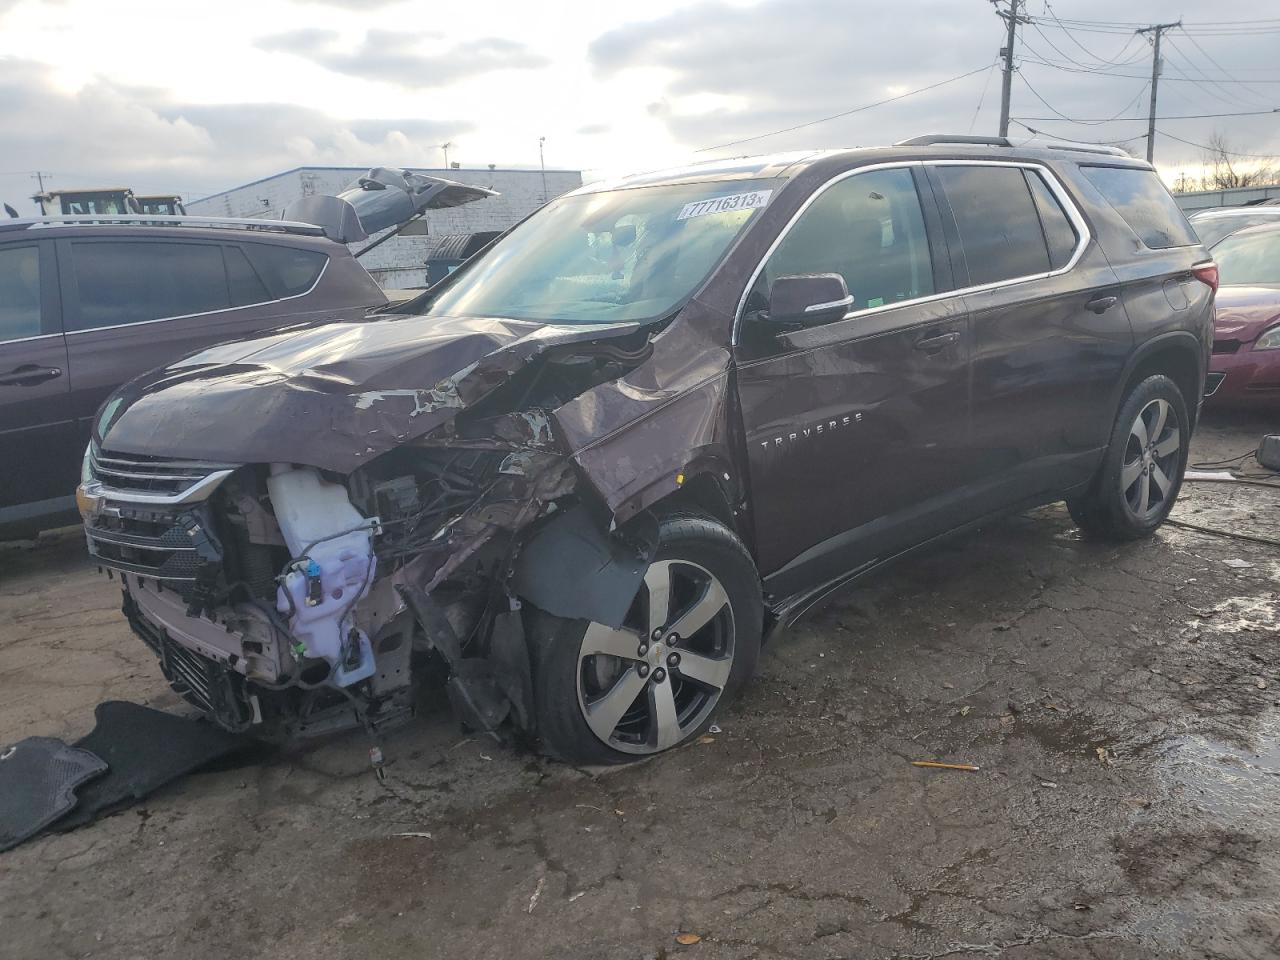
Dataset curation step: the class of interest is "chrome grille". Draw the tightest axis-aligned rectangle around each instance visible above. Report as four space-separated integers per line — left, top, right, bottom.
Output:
91 448 238 497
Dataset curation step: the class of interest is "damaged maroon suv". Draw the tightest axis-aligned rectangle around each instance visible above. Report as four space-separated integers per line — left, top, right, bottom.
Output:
80 137 1215 763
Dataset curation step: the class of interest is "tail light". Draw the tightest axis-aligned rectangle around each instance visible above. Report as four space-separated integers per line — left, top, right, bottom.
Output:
1191 261 1219 293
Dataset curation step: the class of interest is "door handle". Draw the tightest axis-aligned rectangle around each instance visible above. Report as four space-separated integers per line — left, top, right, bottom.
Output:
914 331 961 352
0 365 63 386
1085 295 1119 314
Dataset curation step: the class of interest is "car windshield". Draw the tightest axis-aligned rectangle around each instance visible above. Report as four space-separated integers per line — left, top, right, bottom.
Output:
422 179 778 324
1212 229 1280 286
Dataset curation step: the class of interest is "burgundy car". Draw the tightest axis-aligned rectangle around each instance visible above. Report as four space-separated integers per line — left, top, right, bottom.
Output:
1206 223 1280 405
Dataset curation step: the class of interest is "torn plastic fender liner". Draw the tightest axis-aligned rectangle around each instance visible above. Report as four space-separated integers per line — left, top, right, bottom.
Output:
511 504 658 629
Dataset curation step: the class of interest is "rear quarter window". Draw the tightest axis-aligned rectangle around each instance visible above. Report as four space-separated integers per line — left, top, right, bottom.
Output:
1081 166 1199 249
243 243 327 298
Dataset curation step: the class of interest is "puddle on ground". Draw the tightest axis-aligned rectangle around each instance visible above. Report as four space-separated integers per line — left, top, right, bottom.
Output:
1154 707 1280 820
1124 715 1280 945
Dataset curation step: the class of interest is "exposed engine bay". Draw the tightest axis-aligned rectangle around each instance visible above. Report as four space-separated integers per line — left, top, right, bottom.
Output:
81 322 699 742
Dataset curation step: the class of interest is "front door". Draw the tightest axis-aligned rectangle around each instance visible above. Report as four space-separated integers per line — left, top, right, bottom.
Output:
733 165 972 601
0 239 79 526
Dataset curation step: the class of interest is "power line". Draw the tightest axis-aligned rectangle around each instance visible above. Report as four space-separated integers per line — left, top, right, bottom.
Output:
1157 130 1280 159
1177 28 1279 104
969 57 1001 133
1015 70 1148 125
693 64 992 153
1009 120 1146 146
1159 43 1250 112
1037 1 1147 66
1163 36 1270 110
1012 108 1279 122
1017 56 1280 84
1024 16 1280 37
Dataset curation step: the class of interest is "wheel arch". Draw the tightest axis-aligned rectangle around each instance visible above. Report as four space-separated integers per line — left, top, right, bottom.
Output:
1111 331 1205 433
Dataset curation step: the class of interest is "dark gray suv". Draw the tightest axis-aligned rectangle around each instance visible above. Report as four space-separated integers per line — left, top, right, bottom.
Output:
1 168 498 538
0 216 388 538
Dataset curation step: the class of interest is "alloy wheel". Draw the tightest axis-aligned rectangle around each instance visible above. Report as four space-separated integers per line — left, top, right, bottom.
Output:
576 559 735 755
1120 398 1181 521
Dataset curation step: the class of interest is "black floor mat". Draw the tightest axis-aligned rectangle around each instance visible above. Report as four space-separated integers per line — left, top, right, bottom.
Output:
56 701 249 831
0 737 107 851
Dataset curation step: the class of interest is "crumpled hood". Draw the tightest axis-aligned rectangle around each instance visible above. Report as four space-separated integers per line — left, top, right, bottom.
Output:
98 312 645 473
1214 285 1280 342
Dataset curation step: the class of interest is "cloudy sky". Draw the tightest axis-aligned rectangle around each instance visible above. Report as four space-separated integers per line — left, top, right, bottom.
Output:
1 0 1277 212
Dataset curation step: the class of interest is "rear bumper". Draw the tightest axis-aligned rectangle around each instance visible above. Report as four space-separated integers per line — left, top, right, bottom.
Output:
1208 348 1280 405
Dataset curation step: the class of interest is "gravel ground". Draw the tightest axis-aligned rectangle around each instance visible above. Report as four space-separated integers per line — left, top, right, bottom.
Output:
1 410 1277 960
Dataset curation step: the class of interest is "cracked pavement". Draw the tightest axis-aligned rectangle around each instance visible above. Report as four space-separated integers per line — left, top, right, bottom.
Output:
1 411 1278 960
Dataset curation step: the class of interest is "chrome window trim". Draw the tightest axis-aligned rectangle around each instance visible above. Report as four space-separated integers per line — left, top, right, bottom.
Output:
63 250 330 338
0 332 62 347
732 158 1092 346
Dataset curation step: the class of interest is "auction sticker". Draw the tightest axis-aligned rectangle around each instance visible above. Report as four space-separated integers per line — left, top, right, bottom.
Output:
677 189 772 220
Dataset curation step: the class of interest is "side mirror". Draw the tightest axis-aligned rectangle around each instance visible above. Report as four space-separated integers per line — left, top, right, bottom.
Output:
767 273 853 325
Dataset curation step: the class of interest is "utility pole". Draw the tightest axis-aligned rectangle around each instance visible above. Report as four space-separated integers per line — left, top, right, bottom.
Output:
30 171 52 214
995 0 1025 139
538 136 548 204
1137 21 1180 163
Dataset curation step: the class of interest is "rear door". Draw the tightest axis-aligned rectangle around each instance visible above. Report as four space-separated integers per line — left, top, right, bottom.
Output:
58 236 332 449
928 161 1130 505
1074 164 1212 400
734 164 972 599
0 239 80 521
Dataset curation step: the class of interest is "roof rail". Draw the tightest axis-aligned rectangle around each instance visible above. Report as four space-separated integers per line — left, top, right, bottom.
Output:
1043 143 1131 158
895 134 1013 148
0 214 327 237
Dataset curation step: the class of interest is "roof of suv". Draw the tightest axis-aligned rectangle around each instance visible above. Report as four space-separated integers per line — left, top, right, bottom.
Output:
0 213 328 241
576 137 1152 194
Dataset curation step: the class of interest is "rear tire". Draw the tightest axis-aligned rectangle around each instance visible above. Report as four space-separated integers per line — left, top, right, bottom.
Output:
527 511 762 765
1067 374 1189 541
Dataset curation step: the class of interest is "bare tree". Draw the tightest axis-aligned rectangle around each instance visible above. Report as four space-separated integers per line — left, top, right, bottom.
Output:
1198 131 1278 191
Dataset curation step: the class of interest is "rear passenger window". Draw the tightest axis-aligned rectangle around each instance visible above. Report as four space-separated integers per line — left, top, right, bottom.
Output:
1025 171 1079 270
225 245 271 306
69 240 230 331
243 243 326 298
0 245 42 341
754 167 934 315
934 166 1050 286
1080 166 1199 249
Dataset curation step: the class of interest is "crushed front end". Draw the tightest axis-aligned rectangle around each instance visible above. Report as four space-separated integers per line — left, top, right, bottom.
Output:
78 322 661 742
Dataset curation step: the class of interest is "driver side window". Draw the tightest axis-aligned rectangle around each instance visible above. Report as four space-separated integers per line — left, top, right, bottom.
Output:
746 167 934 323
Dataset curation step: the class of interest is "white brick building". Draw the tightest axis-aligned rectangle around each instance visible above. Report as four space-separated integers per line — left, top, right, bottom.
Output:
187 166 583 289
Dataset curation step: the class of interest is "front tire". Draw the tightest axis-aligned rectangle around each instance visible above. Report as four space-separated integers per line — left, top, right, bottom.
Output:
527 511 762 765
1067 374 1189 540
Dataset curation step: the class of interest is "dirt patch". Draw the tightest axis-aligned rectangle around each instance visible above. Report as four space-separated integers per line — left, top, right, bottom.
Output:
1 416 1279 960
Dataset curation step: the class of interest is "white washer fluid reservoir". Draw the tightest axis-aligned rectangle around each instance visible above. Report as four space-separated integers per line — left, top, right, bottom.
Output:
268 464 377 686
